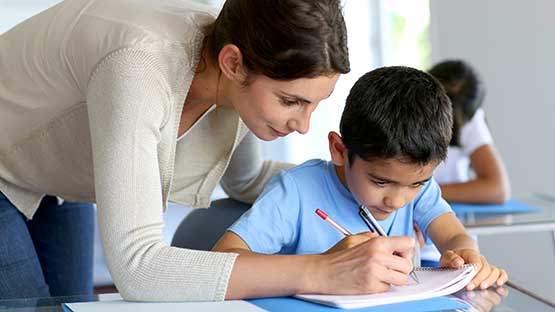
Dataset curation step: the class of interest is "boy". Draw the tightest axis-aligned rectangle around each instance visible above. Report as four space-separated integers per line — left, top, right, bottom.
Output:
213 67 508 291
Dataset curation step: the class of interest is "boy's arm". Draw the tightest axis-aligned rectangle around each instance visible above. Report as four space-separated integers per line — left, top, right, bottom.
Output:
427 213 508 290
426 212 478 255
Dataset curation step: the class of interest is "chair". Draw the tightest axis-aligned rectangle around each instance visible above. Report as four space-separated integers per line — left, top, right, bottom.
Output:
171 198 251 250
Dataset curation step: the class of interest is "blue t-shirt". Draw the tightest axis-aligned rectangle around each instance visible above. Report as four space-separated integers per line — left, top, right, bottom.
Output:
228 159 452 254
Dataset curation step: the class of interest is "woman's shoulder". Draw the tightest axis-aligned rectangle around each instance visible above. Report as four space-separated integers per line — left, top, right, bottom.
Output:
73 0 214 77
81 0 216 44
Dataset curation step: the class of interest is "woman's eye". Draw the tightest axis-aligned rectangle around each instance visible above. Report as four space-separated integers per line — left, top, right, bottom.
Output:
281 98 300 106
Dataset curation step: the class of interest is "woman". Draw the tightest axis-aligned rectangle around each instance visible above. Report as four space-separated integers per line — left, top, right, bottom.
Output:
0 0 415 301
429 60 511 204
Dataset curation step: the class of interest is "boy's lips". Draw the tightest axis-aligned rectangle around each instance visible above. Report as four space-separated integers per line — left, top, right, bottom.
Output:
372 206 394 215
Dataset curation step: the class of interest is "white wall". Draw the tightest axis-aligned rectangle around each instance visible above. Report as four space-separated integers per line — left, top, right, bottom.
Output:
0 0 62 33
430 0 555 197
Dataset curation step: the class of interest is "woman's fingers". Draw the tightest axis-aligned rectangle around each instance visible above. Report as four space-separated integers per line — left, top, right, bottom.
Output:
318 235 416 294
380 235 416 260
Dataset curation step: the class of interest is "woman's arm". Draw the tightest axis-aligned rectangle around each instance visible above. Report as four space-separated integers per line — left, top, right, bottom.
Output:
213 231 417 298
440 144 511 204
88 48 238 302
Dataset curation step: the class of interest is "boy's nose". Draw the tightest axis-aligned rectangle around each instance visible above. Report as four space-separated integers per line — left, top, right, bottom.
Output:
384 193 406 210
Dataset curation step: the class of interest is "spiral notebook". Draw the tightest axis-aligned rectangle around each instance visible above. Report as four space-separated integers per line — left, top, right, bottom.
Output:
295 264 477 309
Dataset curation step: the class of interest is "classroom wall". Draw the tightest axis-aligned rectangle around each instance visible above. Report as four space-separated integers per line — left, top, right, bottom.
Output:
430 0 555 197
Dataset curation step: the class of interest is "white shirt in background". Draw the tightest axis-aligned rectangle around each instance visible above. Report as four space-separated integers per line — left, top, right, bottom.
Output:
434 108 494 184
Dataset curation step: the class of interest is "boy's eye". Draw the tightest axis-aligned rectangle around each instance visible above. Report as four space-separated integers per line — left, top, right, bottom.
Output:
373 180 388 187
280 97 300 106
411 182 426 188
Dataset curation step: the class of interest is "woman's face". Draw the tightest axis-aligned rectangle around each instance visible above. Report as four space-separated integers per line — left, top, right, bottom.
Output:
228 73 340 141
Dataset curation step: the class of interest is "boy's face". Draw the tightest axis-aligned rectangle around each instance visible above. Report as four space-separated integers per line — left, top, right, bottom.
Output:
329 132 439 220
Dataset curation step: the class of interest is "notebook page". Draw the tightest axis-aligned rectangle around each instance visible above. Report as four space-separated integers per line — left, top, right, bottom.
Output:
295 264 476 309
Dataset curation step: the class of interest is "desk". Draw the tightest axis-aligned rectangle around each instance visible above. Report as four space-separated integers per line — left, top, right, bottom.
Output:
455 194 555 304
0 286 552 312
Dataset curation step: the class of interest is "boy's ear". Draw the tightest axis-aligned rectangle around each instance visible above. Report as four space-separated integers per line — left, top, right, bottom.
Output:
328 131 348 166
218 44 249 85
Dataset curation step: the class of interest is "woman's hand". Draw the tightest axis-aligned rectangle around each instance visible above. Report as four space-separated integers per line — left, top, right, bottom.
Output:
322 232 377 254
440 249 508 290
413 223 426 249
307 236 416 295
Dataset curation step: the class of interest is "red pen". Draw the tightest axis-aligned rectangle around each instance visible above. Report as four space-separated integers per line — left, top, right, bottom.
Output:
315 208 352 236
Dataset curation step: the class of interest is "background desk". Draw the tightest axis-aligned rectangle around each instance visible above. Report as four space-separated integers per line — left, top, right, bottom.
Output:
458 194 555 304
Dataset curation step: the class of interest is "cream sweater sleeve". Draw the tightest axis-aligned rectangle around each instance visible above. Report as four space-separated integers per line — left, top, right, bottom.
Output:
220 132 295 204
87 48 237 301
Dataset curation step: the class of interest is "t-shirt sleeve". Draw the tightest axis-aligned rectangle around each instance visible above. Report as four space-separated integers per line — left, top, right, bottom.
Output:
227 171 300 254
460 108 494 155
413 178 453 235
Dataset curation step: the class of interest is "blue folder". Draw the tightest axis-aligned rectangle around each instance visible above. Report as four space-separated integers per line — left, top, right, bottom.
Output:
450 199 538 215
249 296 469 312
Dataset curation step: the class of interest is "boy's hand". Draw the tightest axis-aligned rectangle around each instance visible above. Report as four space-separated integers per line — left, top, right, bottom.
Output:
323 232 378 255
440 249 509 290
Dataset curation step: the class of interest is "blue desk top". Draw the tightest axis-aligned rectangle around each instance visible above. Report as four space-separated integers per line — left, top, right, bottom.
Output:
450 199 538 215
249 296 468 312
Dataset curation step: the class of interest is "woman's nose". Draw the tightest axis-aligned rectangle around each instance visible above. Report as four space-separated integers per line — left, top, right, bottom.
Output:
292 105 317 134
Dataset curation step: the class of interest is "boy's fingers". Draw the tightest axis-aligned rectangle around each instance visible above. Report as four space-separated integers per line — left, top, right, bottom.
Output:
463 252 483 272
451 254 464 267
440 250 462 268
496 269 509 286
480 266 500 289
468 257 491 290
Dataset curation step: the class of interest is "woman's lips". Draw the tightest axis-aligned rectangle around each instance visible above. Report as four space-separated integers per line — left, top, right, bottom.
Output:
271 127 289 137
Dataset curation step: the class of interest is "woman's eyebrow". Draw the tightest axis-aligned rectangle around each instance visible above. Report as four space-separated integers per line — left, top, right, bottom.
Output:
279 88 335 104
279 92 311 104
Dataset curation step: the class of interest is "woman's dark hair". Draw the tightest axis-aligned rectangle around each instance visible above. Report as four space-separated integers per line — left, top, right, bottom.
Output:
428 60 485 146
204 0 350 81
340 66 453 166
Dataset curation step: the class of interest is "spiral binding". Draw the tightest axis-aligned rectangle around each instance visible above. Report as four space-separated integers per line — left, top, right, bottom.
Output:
415 264 475 272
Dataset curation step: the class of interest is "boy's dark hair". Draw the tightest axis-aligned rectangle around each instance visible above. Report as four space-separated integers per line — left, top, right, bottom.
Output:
340 66 452 166
205 0 350 82
428 60 485 146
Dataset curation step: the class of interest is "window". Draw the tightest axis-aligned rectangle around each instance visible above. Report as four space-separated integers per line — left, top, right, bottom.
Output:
380 0 431 70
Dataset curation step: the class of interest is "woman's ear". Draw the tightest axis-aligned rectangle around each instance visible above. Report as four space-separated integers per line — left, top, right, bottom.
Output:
328 131 348 166
218 44 248 85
